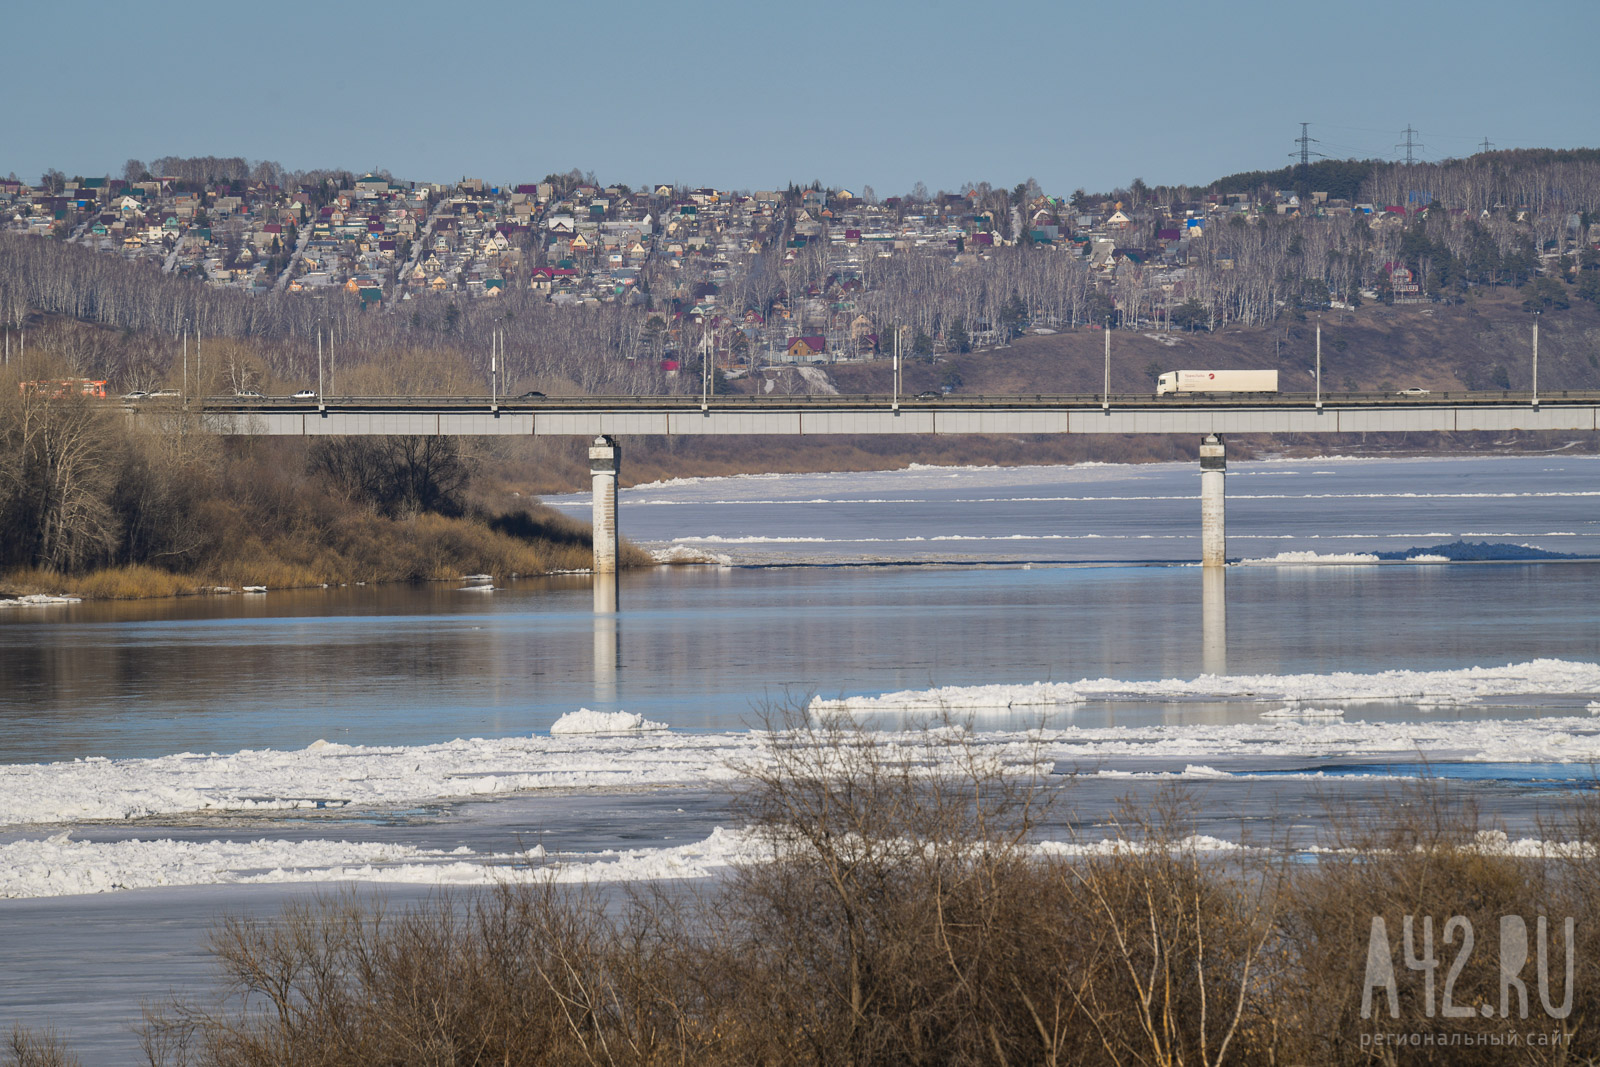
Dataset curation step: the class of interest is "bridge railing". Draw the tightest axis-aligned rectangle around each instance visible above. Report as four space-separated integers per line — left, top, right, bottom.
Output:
165 390 1587 410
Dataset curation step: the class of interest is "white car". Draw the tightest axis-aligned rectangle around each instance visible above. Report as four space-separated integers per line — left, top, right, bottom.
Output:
1395 387 1430 397
290 389 317 400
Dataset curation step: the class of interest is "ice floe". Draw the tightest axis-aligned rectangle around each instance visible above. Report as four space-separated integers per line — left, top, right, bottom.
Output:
4 662 1599 829
0 826 770 898
550 710 669 734
812 659 1600 712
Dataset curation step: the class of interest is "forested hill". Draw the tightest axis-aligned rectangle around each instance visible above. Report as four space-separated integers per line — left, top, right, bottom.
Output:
1198 149 1600 203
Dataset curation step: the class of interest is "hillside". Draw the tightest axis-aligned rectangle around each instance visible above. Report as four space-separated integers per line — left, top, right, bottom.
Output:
819 287 1600 398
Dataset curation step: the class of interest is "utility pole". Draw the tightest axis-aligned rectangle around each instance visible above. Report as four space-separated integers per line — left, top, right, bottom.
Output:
1316 317 1322 410
1102 317 1111 411
892 325 901 412
1532 318 1539 406
317 328 324 399
182 326 188 402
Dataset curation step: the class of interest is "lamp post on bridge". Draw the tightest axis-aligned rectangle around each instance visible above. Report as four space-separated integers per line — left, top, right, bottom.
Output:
1102 316 1111 412
1532 316 1539 408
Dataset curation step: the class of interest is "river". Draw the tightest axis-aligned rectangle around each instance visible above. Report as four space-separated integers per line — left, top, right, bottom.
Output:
2 453 1599 1061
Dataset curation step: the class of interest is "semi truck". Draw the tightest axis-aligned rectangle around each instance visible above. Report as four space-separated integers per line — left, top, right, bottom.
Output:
1155 370 1278 396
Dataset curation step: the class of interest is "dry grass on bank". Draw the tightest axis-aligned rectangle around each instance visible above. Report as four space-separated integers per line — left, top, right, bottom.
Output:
3 507 651 599
7 717 1588 1066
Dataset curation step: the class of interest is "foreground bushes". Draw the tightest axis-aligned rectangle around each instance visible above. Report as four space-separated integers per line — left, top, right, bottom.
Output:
53 719 1584 1066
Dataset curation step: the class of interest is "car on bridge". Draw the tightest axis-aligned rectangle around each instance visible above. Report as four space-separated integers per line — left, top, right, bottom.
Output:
290 389 317 400
235 390 264 399
1395 387 1430 397
517 390 546 399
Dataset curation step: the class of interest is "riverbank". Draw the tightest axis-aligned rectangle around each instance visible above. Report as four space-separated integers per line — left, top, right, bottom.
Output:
0 510 654 601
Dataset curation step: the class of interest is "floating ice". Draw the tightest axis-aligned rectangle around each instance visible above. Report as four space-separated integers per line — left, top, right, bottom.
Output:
549 709 670 734
0 827 770 899
1239 552 1380 565
652 544 732 565
5 662 1600 830
813 659 1600 712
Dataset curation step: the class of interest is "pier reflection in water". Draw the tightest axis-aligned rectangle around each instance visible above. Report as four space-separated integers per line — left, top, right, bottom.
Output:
593 574 619 702
1202 567 1227 676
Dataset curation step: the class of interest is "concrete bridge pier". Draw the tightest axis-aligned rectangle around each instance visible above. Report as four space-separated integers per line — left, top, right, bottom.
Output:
589 435 620 575
593 573 620 701
1202 567 1227 676
1200 434 1226 568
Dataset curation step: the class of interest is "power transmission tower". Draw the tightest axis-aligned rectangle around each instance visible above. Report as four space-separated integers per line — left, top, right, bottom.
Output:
1289 123 1325 194
1479 137 1494 154
1293 122 1323 167
1397 126 1423 165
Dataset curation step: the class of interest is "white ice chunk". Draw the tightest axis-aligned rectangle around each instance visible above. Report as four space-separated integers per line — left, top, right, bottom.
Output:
549 709 669 735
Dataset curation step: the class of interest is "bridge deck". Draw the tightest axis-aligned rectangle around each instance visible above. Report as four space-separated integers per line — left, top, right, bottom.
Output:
141 392 1600 436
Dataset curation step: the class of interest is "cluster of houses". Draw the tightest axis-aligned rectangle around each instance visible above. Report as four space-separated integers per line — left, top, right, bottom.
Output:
8 168 1590 366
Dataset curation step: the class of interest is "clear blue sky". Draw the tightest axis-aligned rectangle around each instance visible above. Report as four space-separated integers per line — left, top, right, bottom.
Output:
10 0 1597 196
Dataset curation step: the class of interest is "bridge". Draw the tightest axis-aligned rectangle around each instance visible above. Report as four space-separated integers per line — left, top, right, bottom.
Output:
185 390 1599 438
150 391 1600 576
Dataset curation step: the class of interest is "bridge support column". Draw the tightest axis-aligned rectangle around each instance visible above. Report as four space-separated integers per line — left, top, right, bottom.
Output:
1200 434 1226 568
589 435 620 575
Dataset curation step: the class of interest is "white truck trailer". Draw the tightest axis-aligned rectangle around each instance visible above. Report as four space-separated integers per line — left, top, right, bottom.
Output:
1155 370 1279 395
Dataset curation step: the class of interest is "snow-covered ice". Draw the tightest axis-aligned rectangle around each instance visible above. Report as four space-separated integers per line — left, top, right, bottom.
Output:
4 661 1600 828
0 826 770 898
812 659 1600 712
0 731 756 827
1240 552 1381 565
549 709 669 734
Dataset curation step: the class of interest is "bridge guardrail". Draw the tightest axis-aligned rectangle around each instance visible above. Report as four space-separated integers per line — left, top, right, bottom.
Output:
181 390 1590 411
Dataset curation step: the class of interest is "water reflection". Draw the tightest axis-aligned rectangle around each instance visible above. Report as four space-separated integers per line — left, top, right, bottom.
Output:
1202 568 1227 676
593 575 619 702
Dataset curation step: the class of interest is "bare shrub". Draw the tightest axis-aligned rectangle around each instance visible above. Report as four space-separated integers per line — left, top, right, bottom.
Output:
5 1025 79 1067
131 728 1600 1067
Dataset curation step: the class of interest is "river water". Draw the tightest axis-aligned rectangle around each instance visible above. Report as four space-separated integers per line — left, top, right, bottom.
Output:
3 453 1600 1060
